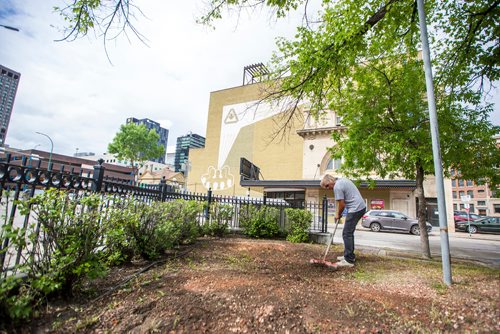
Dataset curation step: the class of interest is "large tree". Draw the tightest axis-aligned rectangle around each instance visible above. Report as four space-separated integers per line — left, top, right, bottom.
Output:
108 123 165 179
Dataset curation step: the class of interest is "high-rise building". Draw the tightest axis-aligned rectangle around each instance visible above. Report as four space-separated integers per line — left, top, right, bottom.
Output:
0 65 21 145
175 132 205 173
126 117 168 164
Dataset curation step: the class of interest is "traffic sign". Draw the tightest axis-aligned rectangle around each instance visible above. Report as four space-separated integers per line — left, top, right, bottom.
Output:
461 195 471 202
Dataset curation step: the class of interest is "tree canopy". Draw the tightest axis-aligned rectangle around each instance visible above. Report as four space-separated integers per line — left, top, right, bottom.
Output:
108 123 165 175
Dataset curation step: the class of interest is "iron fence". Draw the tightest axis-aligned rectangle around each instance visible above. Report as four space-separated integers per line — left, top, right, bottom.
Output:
0 155 330 276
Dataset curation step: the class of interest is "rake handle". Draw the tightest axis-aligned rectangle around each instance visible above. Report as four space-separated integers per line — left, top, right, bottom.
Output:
322 218 340 262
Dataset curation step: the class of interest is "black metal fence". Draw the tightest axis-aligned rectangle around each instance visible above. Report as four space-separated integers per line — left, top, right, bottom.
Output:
0 154 330 276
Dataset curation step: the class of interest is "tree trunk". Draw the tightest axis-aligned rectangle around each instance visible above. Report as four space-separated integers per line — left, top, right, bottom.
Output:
415 162 431 259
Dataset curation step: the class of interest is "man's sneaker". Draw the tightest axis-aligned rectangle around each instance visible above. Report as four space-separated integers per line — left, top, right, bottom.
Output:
336 256 344 261
335 258 354 268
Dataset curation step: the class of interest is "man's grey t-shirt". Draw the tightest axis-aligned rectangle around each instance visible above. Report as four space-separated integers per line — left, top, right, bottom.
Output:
333 178 366 213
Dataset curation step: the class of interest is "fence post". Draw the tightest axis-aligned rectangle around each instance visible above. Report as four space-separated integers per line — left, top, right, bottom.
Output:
322 195 328 233
205 187 212 219
263 192 267 205
160 176 167 202
92 159 105 192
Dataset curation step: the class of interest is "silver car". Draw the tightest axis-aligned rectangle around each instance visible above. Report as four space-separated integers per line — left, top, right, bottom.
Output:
361 210 432 235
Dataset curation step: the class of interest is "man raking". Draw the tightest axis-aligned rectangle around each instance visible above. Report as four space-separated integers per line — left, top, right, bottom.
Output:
320 174 366 267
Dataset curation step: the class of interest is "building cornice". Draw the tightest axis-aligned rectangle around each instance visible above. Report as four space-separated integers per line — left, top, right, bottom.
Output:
296 126 347 138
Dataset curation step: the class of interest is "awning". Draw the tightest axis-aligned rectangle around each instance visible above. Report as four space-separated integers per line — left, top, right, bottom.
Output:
240 179 416 189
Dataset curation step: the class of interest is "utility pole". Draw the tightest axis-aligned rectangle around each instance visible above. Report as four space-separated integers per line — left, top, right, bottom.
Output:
416 0 452 286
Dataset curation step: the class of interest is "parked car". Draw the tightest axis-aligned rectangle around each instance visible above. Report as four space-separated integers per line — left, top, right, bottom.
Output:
455 216 500 234
454 211 482 222
361 210 432 235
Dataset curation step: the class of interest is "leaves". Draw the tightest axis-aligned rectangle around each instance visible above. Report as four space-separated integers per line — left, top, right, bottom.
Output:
108 122 165 173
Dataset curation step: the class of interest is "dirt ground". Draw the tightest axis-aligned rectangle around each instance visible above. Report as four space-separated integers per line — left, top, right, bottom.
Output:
13 236 500 333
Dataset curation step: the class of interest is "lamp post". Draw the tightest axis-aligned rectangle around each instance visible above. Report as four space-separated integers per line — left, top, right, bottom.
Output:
35 132 53 170
0 24 20 32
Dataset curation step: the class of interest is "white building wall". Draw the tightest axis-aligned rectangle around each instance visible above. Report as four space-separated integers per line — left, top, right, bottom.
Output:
87 153 169 176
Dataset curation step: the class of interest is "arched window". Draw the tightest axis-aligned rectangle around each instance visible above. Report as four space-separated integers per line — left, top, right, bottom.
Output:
326 158 342 170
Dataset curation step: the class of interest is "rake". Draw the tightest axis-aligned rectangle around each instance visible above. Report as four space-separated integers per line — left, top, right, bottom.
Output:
309 218 340 269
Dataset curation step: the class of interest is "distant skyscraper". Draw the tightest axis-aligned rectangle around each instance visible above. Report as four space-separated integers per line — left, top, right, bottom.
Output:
175 132 205 173
0 65 20 145
126 117 168 164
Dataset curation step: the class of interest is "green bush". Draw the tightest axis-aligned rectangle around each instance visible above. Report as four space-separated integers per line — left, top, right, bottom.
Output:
17 189 108 295
101 196 140 265
240 205 280 238
202 203 233 237
0 189 109 322
162 200 203 245
285 208 312 243
1 193 204 323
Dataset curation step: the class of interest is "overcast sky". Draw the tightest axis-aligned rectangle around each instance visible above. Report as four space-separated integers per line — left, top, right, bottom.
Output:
0 0 304 156
0 0 498 158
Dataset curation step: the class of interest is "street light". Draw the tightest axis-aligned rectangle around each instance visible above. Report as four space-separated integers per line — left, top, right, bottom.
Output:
0 24 20 32
35 132 53 170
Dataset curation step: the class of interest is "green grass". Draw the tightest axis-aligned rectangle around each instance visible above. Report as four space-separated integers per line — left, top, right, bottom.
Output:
224 253 253 269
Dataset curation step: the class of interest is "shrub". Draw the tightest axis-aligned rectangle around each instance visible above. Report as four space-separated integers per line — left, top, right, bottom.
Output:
0 272 34 323
162 200 203 245
1 193 204 323
101 196 140 265
202 203 233 237
17 189 108 295
285 208 312 243
0 189 109 322
240 205 280 238
131 201 171 260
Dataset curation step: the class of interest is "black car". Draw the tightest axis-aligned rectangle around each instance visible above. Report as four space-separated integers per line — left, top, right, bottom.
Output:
455 216 500 234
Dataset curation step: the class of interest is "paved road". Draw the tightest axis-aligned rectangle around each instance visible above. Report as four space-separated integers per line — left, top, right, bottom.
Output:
325 224 500 268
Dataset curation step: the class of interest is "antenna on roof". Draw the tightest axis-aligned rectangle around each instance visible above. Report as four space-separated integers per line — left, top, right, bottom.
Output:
243 63 270 86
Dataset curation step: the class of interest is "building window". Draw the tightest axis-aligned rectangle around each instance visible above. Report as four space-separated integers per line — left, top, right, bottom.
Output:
452 191 457 199
458 179 464 187
453 204 458 210
459 191 465 197
326 158 342 170
450 169 455 176
466 180 473 186
478 189 485 194
495 205 500 214
478 209 486 215
451 179 456 187
467 190 474 198
477 201 486 206
459 204 464 210
469 204 475 213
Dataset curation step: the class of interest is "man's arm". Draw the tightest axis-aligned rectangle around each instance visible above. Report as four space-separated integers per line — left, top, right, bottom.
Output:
336 199 345 220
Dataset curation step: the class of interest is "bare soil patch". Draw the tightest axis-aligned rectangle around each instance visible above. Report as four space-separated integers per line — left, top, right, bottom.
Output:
11 236 500 333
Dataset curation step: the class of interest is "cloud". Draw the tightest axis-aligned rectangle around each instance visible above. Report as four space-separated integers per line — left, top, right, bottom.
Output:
0 0 302 155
